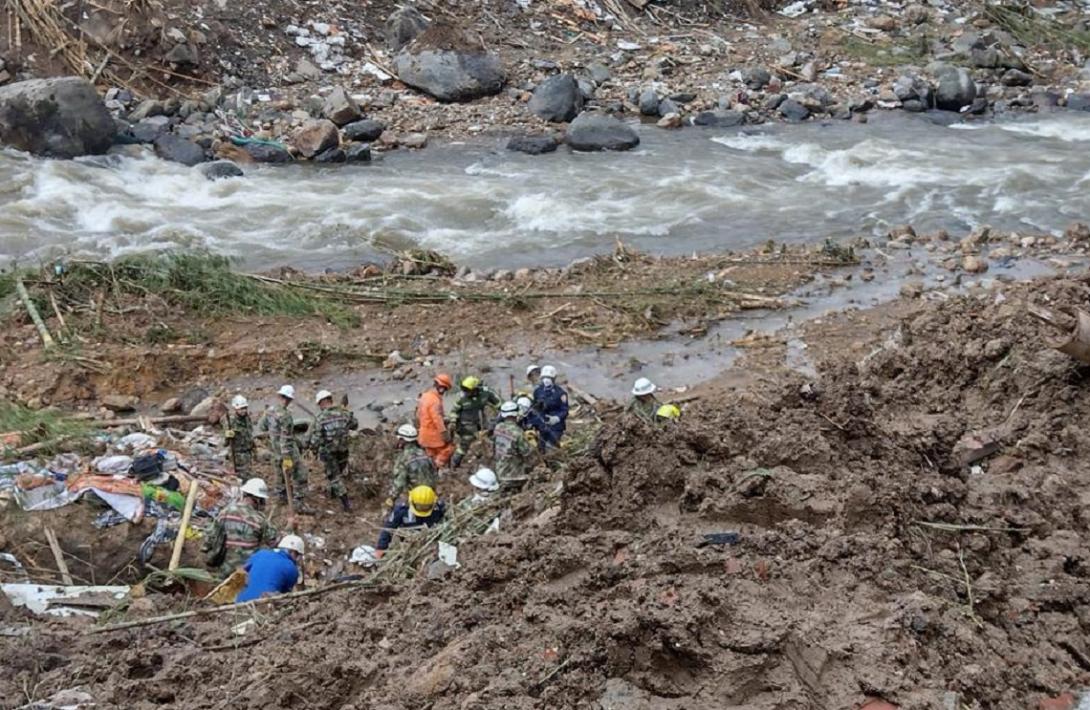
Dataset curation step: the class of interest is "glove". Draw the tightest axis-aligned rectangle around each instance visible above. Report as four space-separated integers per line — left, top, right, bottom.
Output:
373 549 385 559
546 415 560 426
282 458 294 473
224 429 235 440
383 497 394 509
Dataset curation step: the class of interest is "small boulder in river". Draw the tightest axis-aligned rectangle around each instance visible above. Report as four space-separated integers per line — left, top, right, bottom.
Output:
242 141 292 163
934 67 977 111
394 24 505 102
200 160 244 180
566 112 639 152
506 134 559 155
528 74 583 123
0 77 115 158
343 118 386 142
778 99 810 122
345 143 372 163
154 134 206 166
292 119 339 158
691 110 744 128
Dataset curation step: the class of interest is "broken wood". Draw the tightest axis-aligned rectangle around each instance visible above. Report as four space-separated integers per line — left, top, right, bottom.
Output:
16 277 55 349
44 528 73 585
84 414 213 429
1031 305 1090 364
168 482 199 572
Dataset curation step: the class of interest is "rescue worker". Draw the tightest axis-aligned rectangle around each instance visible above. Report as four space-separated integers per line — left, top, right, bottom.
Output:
236 534 304 603
258 384 307 506
531 365 568 451
525 364 541 389
389 423 438 502
203 477 278 576
224 395 256 477
306 390 358 511
417 374 454 467
626 377 660 422
655 403 681 425
374 485 446 557
447 376 501 469
462 467 500 509
493 400 535 487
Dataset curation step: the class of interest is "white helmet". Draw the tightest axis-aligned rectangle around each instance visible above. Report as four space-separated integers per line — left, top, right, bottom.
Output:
315 389 333 404
632 377 656 396
240 477 269 499
277 534 305 555
516 396 533 415
277 384 295 399
500 401 519 418
526 364 541 377
540 365 557 379
396 423 418 441
469 467 499 491
231 395 248 410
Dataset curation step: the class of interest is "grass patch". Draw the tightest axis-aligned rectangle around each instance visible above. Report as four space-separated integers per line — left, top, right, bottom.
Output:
0 401 91 456
839 35 930 67
56 252 358 327
983 3 1090 54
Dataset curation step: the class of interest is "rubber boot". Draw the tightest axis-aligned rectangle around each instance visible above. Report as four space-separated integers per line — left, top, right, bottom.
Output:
451 451 463 469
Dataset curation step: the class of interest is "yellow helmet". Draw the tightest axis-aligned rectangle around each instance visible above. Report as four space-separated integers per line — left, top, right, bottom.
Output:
655 404 681 421
461 376 481 391
408 485 438 517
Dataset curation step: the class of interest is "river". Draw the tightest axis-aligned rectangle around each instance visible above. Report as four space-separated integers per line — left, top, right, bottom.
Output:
2 111 1090 270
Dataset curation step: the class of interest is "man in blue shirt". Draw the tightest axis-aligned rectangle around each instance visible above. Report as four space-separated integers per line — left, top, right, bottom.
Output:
235 535 304 603
531 365 568 451
374 485 446 557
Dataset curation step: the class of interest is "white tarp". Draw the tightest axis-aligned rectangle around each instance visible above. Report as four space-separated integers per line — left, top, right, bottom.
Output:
2 584 130 618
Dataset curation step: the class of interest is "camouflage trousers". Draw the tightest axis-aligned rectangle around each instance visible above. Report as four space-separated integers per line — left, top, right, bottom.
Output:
273 452 307 502
218 546 255 577
319 450 349 499
231 449 254 478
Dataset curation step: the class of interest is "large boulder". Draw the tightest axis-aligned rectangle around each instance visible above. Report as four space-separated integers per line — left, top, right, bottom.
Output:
343 118 386 142
386 6 430 53
506 134 559 155
200 160 244 180
0 77 115 158
935 67 977 111
528 74 583 123
292 119 339 158
153 134 206 166
566 112 639 152
394 24 505 102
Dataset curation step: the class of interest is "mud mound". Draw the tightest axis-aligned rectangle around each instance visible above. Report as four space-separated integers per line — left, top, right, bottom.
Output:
4 277 1090 708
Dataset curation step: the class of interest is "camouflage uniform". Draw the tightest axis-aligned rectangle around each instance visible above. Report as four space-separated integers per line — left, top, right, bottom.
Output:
493 419 535 487
625 396 660 424
306 405 358 499
203 498 277 576
225 411 256 477
447 386 501 466
258 404 306 502
389 441 439 499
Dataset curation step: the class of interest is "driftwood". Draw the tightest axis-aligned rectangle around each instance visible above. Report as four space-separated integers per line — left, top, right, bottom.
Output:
168 483 199 572
44 528 73 585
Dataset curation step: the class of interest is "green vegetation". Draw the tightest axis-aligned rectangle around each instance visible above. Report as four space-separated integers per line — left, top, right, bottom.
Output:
0 400 91 455
983 3 1090 54
55 252 358 327
839 35 931 67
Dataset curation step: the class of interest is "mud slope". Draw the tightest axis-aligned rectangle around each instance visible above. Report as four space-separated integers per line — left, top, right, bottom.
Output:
5 276 1090 709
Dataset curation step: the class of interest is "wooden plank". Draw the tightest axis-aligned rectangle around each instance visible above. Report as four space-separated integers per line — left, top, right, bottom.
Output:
168 482 200 571
44 528 73 586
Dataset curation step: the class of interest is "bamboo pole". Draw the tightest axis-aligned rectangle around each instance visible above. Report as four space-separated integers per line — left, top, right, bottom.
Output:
16 277 54 348
168 482 199 571
44 527 73 585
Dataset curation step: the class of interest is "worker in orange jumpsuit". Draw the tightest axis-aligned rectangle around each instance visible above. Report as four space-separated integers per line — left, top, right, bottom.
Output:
417 373 454 467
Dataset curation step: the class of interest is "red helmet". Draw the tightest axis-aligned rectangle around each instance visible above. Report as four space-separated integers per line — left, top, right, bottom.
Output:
434 373 453 389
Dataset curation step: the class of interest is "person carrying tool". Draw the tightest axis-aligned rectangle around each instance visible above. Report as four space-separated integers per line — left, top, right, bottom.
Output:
389 423 438 502
203 477 278 576
462 467 500 509
224 395 256 478
626 377 660 423
306 390 358 511
417 374 454 467
258 384 307 507
235 534 304 603
531 365 568 451
493 400 536 488
374 485 446 557
447 375 501 469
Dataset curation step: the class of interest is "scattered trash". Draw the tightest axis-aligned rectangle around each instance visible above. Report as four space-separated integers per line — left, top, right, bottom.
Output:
616 40 641 51
349 544 380 567
2 583 130 618
1029 305 1090 365
232 618 256 635
437 541 460 568
779 0 810 17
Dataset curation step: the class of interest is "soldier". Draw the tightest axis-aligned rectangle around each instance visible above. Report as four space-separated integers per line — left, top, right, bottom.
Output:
447 376 501 469
203 478 278 577
493 400 536 488
224 395 256 477
625 378 660 423
307 390 358 511
258 384 307 507
389 423 438 503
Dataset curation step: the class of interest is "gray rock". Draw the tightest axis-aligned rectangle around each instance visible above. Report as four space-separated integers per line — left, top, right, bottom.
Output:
1066 94 1090 111
763 94 786 111
394 25 505 102
638 86 659 116
893 75 933 108
566 112 639 152
342 118 386 142
0 77 116 158
657 98 679 117
1032 90 1060 109
743 67 771 90
970 47 1000 69
153 134 205 166
345 142 372 162
386 6 430 52
314 146 347 163
1000 68 1032 87
129 116 170 143
243 141 293 163
952 32 984 54
506 134 559 155
901 98 927 112
576 78 596 101
323 87 362 126
587 62 611 85
165 43 199 66
200 160 243 180
935 67 977 111
295 58 322 81
778 98 810 122
292 118 339 158
670 91 696 104
528 74 583 122
129 99 166 121
691 110 744 127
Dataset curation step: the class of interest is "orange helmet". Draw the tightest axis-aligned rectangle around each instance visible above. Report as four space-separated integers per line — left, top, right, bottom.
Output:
434 373 453 389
